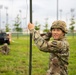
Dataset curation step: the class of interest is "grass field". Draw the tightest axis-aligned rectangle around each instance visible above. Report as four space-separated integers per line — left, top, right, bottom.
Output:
0 36 76 75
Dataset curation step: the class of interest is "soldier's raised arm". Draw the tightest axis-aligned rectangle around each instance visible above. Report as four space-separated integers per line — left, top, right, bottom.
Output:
28 23 68 53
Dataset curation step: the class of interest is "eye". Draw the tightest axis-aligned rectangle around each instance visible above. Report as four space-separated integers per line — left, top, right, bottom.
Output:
52 29 55 31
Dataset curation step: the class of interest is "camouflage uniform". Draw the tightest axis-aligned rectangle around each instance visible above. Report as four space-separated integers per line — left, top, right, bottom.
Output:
31 20 69 75
1 43 10 55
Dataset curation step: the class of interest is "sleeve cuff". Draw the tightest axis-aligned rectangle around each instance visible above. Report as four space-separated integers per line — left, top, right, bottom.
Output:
30 29 34 33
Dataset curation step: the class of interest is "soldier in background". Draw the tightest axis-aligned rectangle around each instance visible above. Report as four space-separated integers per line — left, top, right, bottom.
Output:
28 20 69 75
0 43 10 55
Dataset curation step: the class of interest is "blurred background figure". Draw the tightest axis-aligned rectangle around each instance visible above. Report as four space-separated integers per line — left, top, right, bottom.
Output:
0 43 10 55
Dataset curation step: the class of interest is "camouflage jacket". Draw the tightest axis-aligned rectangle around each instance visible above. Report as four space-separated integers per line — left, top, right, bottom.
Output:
31 30 69 75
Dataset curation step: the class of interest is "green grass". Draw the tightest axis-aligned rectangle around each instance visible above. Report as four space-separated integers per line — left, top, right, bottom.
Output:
68 36 76 75
0 36 76 75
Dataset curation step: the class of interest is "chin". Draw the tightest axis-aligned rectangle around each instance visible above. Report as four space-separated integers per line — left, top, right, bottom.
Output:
53 37 59 40
54 38 58 40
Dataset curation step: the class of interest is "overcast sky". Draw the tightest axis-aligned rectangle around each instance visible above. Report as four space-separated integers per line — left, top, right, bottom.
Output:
0 0 76 30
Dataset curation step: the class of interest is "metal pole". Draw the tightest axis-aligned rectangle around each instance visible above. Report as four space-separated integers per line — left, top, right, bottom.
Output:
19 10 22 28
6 13 8 25
0 5 3 30
0 9 1 29
5 7 8 25
29 0 32 75
57 0 58 20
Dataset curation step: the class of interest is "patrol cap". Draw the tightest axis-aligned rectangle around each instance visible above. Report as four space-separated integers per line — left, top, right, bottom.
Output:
50 20 68 33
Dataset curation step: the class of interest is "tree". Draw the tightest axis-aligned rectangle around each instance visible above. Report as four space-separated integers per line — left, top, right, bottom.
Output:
14 15 22 39
5 24 10 32
69 9 75 38
35 21 40 30
43 18 49 33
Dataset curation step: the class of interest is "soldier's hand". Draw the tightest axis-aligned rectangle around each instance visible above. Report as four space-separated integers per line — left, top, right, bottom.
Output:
28 23 35 30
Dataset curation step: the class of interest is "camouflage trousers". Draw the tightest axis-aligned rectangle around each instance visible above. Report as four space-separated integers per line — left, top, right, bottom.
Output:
46 69 67 75
46 69 60 75
46 57 68 75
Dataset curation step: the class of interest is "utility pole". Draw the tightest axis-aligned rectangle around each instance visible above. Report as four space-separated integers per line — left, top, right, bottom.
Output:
57 0 59 20
0 5 3 30
19 10 22 28
5 7 8 26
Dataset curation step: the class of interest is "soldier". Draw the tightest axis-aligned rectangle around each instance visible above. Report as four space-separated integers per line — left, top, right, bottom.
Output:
28 20 69 75
0 43 10 55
